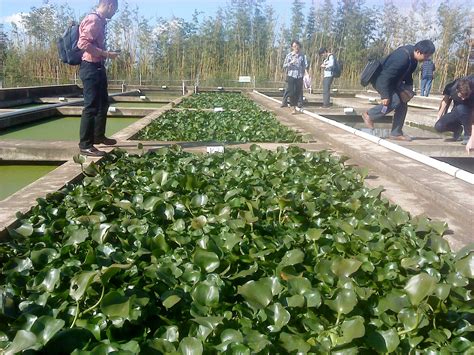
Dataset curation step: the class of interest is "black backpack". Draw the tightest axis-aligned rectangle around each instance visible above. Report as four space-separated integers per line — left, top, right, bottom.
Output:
57 21 82 65
360 59 382 87
331 55 343 78
57 14 97 65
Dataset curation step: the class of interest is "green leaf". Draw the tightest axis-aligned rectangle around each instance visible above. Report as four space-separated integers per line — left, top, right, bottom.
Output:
191 215 208 230
73 154 87 164
325 289 358 315
216 329 243 352
70 271 98 301
266 303 291 332
278 249 305 269
224 188 242 202
192 316 224 330
4 330 37 355
100 291 131 319
64 228 89 246
430 235 451 254
193 249 220 273
100 263 132 286
42 327 94 353
287 277 312 295
30 248 59 267
143 196 161 211
455 253 474 278
191 194 208 208
433 284 451 300
331 258 362 278
377 329 400 353
152 170 169 186
286 294 305 307
305 228 323 241
244 330 271 352
157 325 180 342
178 337 203 355
30 316 65 345
377 290 410 313
14 222 33 237
305 290 322 308
337 316 365 345
238 279 274 310
191 282 219 306
279 332 310 354
387 207 409 225
33 268 60 292
398 308 422 331
91 223 111 244
404 273 437 306
162 294 182 309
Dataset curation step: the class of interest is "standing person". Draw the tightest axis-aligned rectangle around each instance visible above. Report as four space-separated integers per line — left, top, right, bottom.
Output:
283 40 308 114
77 0 120 156
420 58 435 96
361 40 436 141
319 47 335 108
434 76 474 144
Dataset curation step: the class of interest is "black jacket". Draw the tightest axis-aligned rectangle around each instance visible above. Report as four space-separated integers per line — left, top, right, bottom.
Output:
373 45 418 100
443 75 474 108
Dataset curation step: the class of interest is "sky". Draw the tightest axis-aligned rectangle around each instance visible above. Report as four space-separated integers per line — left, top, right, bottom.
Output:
1 0 293 26
0 0 418 28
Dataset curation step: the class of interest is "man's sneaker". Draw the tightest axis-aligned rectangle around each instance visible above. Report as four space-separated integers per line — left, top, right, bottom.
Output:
94 137 117 145
461 135 471 145
452 126 463 141
388 134 413 142
80 146 106 157
361 112 374 129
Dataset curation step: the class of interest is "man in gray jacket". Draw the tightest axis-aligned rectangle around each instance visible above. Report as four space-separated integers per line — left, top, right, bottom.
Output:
362 40 435 141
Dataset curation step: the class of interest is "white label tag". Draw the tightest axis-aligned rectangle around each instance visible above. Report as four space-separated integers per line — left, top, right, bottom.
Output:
213 107 224 112
207 146 225 154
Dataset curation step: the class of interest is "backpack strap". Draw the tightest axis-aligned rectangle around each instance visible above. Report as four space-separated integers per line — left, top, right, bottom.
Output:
398 47 413 87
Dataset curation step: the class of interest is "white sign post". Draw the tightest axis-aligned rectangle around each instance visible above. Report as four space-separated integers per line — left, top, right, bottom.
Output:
238 76 252 83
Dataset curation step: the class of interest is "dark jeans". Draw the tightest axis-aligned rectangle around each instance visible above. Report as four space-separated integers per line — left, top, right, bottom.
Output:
368 91 408 136
434 103 472 137
323 76 334 106
287 77 303 107
420 77 433 96
79 61 109 149
282 86 304 107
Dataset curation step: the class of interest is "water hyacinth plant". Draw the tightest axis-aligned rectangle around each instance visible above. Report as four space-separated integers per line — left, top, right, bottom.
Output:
0 145 472 353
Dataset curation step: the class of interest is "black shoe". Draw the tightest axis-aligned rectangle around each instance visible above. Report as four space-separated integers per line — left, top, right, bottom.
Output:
94 137 117 145
452 126 463 141
280 103 288 108
80 146 106 157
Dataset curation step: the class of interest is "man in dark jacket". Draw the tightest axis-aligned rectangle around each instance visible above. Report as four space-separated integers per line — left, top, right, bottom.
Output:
362 40 436 141
420 59 435 96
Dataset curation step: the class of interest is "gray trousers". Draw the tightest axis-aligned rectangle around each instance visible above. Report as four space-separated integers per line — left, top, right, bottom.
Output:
368 92 408 136
323 76 334 106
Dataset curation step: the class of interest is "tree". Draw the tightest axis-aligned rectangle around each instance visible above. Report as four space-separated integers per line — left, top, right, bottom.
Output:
290 0 305 41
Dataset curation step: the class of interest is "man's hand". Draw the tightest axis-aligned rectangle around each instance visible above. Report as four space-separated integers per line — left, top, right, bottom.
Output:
466 135 473 154
107 51 120 60
381 98 390 106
